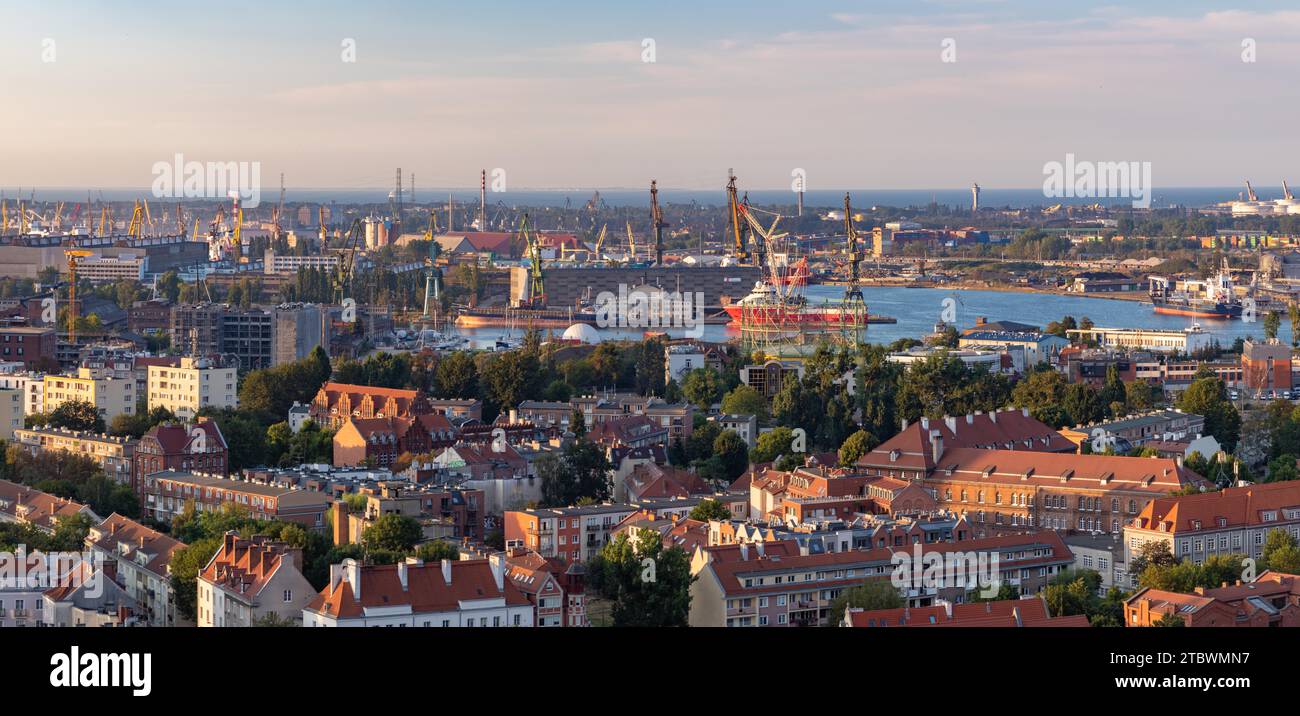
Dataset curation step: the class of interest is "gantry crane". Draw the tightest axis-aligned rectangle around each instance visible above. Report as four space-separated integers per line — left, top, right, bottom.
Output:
64 249 94 343
592 224 607 263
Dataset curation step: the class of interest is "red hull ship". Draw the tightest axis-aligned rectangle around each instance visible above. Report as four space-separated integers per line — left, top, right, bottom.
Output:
724 282 865 327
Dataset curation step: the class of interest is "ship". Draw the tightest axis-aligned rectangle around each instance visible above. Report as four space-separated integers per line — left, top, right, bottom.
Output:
723 281 894 325
1148 266 1244 319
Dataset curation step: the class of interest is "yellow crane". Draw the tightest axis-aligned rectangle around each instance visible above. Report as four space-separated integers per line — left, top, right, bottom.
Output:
232 206 245 264
127 200 144 238
64 249 94 343
318 206 328 245
625 222 636 262
1 199 8 235
97 206 110 237
592 224 607 263
18 201 29 235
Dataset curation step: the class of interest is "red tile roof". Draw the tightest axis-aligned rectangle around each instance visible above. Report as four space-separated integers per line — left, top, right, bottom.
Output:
860 409 1074 472
86 513 187 579
306 558 529 619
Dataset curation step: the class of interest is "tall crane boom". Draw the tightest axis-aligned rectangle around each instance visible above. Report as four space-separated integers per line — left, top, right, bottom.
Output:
650 180 665 265
844 193 864 304
726 170 748 263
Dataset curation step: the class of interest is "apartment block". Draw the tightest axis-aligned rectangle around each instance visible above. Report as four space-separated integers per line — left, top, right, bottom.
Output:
43 366 136 421
197 531 316 627
146 356 238 419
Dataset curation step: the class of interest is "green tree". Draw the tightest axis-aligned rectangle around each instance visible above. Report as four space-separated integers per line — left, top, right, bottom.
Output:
681 368 721 411
414 540 461 562
1264 310 1281 342
1178 376 1241 451
712 430 749 484
1062 383 1105 426
434 351 479 398
1262 528 1300 573
362 514 423 552
1125 380 1155 411
838 429 877 467
1011 369 1070 427
720 384 768 423
751 426 796 465
827 579 903 625
169 536 223 622
688 498 732 522
47 400 106 433
592 531 693 627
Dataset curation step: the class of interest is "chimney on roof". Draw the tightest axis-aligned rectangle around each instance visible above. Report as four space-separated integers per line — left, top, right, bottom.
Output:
920 417 929 431
397 559 410 591
739 543 750 561
343 558 361 601
966 414 974 425
755 541 765 557
900 418 908 432
945 416 957 434
989 411 997 424
1021 407 1029 418
441 558 453 585
930 429 944 464
488 553 505 591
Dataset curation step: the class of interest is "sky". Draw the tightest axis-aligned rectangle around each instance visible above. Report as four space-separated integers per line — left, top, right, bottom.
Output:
3 0 1300 191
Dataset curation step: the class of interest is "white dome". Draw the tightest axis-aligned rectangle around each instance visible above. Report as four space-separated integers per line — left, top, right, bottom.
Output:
562 323 602 344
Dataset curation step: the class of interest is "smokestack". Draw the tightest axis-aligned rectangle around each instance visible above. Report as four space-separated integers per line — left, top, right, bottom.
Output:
930 429 944 464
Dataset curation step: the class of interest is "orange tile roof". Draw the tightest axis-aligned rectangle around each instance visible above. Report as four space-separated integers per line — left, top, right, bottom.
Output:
1132 481 1300 534
306 558 529 619
931 447 1204 494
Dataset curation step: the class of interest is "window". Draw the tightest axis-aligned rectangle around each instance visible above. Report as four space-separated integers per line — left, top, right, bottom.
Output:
283 589 292 602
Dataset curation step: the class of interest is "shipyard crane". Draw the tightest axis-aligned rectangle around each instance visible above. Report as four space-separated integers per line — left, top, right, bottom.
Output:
592 224 608 263
625 222 637 263
97 206 110 237
726 170 753 265
318 206 328 245
0 200 8 236
1246 181 1259 202
519 214 545 308
843 193 864 305
231 205 245 264
126 200 144 239
1285 181 1294 201
64 249 94 344
176 205 185 237
332 218 364 306
650 180 666 265
272 173 287 242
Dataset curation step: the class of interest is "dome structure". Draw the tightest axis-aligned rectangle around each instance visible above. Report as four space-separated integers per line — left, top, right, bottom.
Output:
562 323 602 344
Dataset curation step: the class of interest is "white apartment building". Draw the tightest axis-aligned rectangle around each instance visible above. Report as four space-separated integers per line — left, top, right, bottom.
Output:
0 372 46 416
147 357 238 419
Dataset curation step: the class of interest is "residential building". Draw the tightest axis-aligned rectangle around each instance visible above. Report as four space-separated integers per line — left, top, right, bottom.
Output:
197 531 316 627
13 426 136 485
843 596 1090 627
43 366 136 422
146 356 238 419
503 547 588 627
1060 410 1207 453
958 330 1070 366
332 413 456 468
303 556 535 627
332 481 485 545
142 470 331 530
1124 571 1300 627
714 413 758 448
689 531 1075 627
84 513 187 627
0 326 56 370
1124 481 1300 567
664 343 722 384
0 479 98 533
1062 531 1131 592
0 387 20 440
42 562 140 627
132 418 228 493
1242 339 1294 392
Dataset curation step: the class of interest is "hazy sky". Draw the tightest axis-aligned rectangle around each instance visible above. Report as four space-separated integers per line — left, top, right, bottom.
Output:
3 0 1299 190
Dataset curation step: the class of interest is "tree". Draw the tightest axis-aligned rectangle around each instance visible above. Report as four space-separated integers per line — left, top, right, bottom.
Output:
712 430 749 484
1011 368 1071 427
827 579 903 625
170 536 223 622
720 384 768 423
1128 541 1177 577
253 612 299 627
538 439 612 507
1266 454 1299 482
1099 364 1126 416
1124 380 1155 412
362 514 422 552
751 426 795 465
592 531 693 627
838 429 876 467
1264 310 1281 342
1262 528 1300 573
1178 376 1241 451
414 540 461 562
688 499 732 522
433 351 478 398
1062 383 1105 426
681 368 720 411
47 400 105 433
